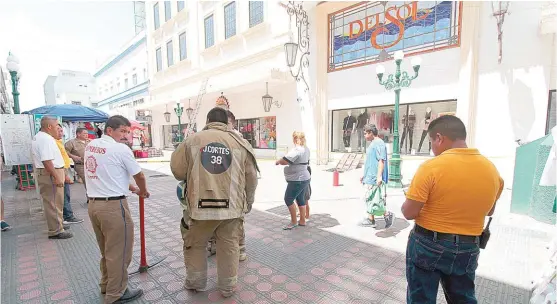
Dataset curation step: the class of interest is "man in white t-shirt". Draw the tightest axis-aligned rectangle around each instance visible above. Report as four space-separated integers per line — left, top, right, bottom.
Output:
31 116 72 239
85 115 150 304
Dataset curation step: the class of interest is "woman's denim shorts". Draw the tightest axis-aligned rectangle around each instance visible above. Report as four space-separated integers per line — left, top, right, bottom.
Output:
284 180 311 207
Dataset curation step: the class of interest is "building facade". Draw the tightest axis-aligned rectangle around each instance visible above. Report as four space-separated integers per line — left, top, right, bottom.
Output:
43 75 57 105
301 1 557 184
93 30 152 146
144 1 299 156
42 70 97 107
0 66 13 114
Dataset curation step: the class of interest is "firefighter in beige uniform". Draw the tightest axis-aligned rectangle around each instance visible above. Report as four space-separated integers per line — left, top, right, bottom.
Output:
206 109 254 259
31 116 72 239
65 127 90 188
85 115 149 304
171 107 258 297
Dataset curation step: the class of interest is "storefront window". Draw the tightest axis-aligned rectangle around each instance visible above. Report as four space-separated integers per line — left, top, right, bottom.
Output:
131 123 152 148
331 101 457 155
236 116 276 149
546 90 556 134
162 124 196 149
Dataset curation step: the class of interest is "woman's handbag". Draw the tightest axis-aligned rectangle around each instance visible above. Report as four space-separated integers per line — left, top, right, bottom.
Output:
365 184 387 216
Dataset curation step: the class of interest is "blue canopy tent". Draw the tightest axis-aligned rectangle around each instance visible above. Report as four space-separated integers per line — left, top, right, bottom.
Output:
22 104 109 122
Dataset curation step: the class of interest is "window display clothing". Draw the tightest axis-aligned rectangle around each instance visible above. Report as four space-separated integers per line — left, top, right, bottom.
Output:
356 111 369 150
343 115 357 147
367 112 393 131
400 113 416 153
418 111 433 153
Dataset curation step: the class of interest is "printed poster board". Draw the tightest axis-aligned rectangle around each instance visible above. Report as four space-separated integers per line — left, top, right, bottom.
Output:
32 114 62 135
0 114 34 166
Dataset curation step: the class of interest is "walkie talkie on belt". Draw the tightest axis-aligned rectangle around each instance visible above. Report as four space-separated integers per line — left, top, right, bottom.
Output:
479 217 493 249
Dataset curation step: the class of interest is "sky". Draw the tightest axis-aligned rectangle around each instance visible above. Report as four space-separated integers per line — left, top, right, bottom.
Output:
0 1 137 111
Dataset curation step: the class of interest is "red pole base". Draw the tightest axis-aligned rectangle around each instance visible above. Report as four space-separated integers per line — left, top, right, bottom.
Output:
333 170 340 187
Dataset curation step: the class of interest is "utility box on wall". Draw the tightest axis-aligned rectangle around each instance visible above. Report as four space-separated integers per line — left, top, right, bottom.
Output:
511 134 556 225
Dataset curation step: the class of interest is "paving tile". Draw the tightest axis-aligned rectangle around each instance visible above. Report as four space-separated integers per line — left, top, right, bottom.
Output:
0 170 533 304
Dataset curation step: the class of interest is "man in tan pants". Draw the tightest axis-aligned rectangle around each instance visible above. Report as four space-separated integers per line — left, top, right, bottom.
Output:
86 115 149 303
172 107 258 297
65 127 89 191
31 116 72 239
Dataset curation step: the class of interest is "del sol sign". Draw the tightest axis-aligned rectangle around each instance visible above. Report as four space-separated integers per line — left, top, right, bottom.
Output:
328 1 462 72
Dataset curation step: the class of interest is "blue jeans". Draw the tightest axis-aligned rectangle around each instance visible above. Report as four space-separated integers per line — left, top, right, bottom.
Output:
284 180 310 207
63 183 74 221
406 230 480 304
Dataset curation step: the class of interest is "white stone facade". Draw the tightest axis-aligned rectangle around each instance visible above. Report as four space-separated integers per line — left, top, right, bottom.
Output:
306 1 556 185
94 31 150 119
144 1 300 156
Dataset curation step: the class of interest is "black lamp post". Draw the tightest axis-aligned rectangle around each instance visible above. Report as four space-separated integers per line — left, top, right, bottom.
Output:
163 104 171 122
262 82 281 112
283 1 310 93
185 99 194 122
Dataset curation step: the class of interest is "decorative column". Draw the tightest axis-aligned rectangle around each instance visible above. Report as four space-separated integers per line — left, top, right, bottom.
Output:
314 4 330 165
455 1 482 147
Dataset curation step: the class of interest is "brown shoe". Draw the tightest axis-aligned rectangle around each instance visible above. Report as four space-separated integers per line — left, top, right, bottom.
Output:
48 231 73 239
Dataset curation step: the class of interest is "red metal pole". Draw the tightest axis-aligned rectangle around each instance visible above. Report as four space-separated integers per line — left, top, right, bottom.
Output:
138 196 148 272
333 169 340 187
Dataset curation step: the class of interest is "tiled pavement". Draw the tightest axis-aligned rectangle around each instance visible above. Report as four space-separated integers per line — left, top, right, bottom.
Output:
1 170 531 303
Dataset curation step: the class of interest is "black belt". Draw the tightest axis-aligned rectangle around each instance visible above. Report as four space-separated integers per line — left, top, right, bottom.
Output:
414 225 479 244
74 163 84 165
89 196 126 201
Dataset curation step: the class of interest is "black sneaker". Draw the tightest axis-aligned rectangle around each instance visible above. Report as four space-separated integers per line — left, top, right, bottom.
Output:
48 231 73 239
64 217 84 224
359 218 376 228
114 287 143 303
1 221 11 231
384 212 395 229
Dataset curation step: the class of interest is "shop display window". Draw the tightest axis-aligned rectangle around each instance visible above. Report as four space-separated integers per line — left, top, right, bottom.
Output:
236 116 276 149
331 101 457 155
162 123 196 149
546 90 556 135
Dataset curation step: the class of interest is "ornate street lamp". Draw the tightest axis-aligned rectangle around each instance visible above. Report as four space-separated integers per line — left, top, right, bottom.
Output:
262 82 281 112
284 1 310 93
375 50 421 189
185 99 194 122
163 104 171 122
174 102 184 143
6 52 21 114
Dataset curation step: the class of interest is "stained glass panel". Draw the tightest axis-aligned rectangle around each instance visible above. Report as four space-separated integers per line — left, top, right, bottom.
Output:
328 1 462 72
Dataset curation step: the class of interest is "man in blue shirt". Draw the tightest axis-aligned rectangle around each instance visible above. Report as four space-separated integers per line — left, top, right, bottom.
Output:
360 124 394 228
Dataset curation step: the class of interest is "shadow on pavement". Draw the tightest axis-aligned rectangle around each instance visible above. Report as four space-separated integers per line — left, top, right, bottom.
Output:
375 218 411 238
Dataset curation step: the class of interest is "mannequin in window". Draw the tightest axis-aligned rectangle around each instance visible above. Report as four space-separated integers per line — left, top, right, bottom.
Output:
418 107 433 153
356 108 369 151
343 110 357 148
400 107 416 154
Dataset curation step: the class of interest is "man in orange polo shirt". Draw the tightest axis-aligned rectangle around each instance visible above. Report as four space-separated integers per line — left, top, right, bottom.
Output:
402 115 504 303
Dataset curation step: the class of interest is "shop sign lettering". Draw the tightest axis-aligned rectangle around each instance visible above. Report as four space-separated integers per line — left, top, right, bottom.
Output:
348 2 428 49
